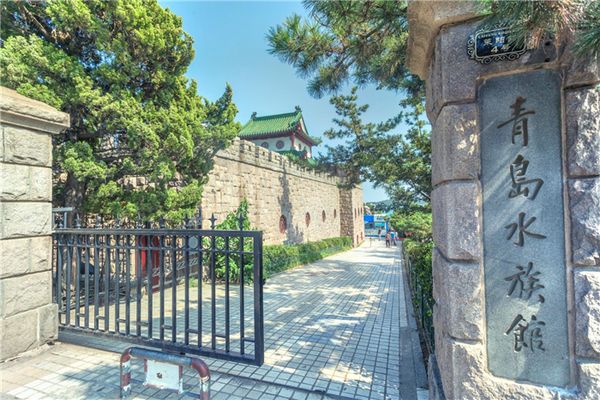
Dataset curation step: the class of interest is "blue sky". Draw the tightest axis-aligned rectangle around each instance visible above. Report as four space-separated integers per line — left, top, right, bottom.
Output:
160 1 408 202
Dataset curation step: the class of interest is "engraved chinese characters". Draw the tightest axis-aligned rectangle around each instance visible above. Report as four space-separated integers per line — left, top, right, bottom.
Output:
480 70 570 387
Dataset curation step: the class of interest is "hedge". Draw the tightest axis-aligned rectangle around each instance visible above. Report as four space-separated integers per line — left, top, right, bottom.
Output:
263 236 353 279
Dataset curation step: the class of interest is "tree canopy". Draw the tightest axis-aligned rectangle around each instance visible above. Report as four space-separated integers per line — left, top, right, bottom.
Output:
0 0 240 222
267 0 421 100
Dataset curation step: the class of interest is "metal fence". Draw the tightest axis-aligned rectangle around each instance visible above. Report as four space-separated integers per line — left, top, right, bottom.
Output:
404 249 435 354
52 212 264 366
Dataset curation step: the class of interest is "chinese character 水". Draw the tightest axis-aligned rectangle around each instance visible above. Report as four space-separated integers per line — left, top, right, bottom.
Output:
505 212 547 247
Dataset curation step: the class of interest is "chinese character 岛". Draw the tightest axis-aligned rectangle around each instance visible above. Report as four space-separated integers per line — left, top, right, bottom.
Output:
497 96 535 146
505 212 547 246
505 314 546 352
509 154 544 200
504 262 545 303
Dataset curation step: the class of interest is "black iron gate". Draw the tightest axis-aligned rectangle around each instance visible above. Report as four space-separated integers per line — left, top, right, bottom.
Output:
52 215 264 365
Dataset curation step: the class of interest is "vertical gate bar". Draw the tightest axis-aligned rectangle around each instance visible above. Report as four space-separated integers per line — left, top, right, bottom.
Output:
75 233 81 327
65 235 72 326
184 234 190 345
56 234 63 324
171 234 177 342
115 232 121 334
239 233 245 355
224 236 230 353
84 234 91 329
159 233 165 341
253 233 264 365
210 234 216 351
197 232 203 348
135 234 142 337
104 234 111 332
125 234 131 336
146 230 153 338
94 234 100 330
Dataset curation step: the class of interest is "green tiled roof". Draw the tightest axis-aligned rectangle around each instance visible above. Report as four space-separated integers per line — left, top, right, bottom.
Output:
239 109 321 145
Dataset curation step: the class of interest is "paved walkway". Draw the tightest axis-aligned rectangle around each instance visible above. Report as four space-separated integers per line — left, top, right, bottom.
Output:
0 241 427 400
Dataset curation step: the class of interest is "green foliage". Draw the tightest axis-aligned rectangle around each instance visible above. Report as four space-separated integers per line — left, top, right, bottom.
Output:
390 211 432 243
0 0 241 223
267 0 421 100
479 0 600 57
391 210 433 319
263 237 353 280
319 87 431 210
209 199 254 284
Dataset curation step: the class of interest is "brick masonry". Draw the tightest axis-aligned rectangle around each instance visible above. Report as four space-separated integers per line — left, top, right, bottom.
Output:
408 2 600 398
0 87 69 361
201 138 365 246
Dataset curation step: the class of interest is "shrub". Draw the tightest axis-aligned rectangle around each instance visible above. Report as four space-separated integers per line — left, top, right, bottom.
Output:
263 236 353 279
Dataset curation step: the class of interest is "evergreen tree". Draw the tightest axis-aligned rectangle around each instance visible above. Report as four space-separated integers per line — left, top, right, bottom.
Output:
0 0 240 222
320 88 431 211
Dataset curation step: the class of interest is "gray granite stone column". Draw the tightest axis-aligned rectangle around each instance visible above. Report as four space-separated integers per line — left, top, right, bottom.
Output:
0 87 69 360
408 1 600 398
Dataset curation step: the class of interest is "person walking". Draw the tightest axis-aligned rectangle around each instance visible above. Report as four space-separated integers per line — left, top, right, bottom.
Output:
385 231 391 248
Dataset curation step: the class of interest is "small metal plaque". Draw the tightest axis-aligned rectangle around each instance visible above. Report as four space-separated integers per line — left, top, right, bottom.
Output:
144 360 183 393
467 25 527 64
479 70 570 387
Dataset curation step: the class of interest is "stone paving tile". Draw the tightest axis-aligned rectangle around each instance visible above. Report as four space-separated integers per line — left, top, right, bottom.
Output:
0 241 423 399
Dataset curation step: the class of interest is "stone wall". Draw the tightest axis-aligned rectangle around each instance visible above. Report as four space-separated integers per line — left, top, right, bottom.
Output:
201 138 365 246
0 87 69 360
408 2 600 398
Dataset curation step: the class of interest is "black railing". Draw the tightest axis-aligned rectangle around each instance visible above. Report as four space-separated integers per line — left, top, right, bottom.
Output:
404 249 434 355
52 213 264 366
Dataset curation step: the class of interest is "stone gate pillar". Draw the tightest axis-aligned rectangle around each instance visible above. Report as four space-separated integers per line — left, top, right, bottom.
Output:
0 87 69 360
407 2 599 399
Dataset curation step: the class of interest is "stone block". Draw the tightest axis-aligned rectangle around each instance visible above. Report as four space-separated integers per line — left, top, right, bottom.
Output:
0 87 69 135
0 163 52 201
0 236 52 279
575 271 600 358
0 270 52 318
432 181 481 261
0 308 38 360
0 202 52 239
432 249 483 340
1 126 52 167
432 103 479 186
38 303 58 343
568 178 600 266
433 20 559 107
578 362 600 400
566 87 600 177
565 50 600 88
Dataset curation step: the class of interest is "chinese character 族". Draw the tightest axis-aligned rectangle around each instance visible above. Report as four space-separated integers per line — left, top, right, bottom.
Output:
505 314 546 352
497 96 535 146
509 154 544 200
505 212 547 246
504 262 545 303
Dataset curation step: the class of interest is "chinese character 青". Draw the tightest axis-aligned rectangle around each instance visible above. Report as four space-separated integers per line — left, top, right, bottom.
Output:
497 96 535 146
504 262 545 303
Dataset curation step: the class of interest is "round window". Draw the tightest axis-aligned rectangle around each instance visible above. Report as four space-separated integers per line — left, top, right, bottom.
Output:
322 210 326 222
279 215 287 233
276 140 285 149
261 142 269 149
305 212 311 226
